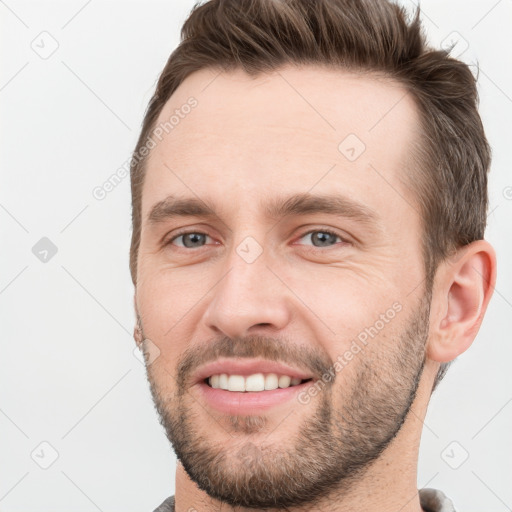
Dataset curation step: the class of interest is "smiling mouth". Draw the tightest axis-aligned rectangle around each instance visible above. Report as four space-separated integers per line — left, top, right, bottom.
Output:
204 373 313 392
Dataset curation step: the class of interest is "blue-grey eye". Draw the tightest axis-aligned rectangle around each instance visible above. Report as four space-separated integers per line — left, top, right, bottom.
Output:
174 232 210 248
300 230 341 247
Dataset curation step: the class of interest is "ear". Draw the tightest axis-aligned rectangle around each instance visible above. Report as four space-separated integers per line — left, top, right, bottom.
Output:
133 294 143 348
427 240 497 363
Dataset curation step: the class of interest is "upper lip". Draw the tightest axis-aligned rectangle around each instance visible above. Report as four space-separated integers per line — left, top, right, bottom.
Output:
193 358 315 384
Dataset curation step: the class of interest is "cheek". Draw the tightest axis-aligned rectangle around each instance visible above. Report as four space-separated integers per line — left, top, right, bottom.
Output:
136 265 224 368
141 255 205 296
283 269 407 380
284 261 402 338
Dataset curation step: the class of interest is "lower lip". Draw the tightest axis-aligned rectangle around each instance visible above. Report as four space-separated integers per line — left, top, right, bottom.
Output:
196 379 313 415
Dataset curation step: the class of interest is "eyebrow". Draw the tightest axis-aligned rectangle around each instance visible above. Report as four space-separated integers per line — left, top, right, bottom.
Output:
148 196 219 224
146 192 380 231
262 192 379 228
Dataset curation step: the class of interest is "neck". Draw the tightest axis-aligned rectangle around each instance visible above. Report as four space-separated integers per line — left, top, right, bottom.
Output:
174 365 436 512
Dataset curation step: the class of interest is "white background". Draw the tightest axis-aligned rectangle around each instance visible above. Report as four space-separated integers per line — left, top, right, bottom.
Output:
1 1 511 511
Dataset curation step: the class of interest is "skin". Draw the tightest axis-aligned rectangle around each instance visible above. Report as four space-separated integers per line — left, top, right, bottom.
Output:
133 65 496 512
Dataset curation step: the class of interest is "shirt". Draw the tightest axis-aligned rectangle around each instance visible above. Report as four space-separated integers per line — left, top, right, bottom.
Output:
153 487 456 511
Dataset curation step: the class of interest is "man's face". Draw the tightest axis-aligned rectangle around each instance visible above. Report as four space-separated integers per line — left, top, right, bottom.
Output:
135 66 431 508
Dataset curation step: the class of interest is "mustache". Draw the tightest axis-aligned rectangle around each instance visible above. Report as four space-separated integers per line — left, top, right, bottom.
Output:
175 335 335 391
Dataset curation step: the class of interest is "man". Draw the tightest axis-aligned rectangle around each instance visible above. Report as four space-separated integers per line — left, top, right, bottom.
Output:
129 0 496 510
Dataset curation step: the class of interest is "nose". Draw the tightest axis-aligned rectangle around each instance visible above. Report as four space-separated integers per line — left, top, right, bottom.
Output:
202 248 293 339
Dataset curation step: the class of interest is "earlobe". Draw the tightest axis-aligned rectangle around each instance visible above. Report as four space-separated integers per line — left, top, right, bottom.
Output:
133 294 143 348
427 240 497 363
134 322 143 347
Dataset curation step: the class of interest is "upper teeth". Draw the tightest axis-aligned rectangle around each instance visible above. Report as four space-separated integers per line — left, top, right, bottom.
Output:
208 373 304 392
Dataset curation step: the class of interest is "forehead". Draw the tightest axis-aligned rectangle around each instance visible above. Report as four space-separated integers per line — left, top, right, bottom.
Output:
141 65 422 227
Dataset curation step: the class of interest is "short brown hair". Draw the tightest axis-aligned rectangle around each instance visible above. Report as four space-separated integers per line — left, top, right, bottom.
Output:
129 0 491 389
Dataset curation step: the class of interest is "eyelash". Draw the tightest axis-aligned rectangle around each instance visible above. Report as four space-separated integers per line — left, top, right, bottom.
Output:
166 228 348 250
